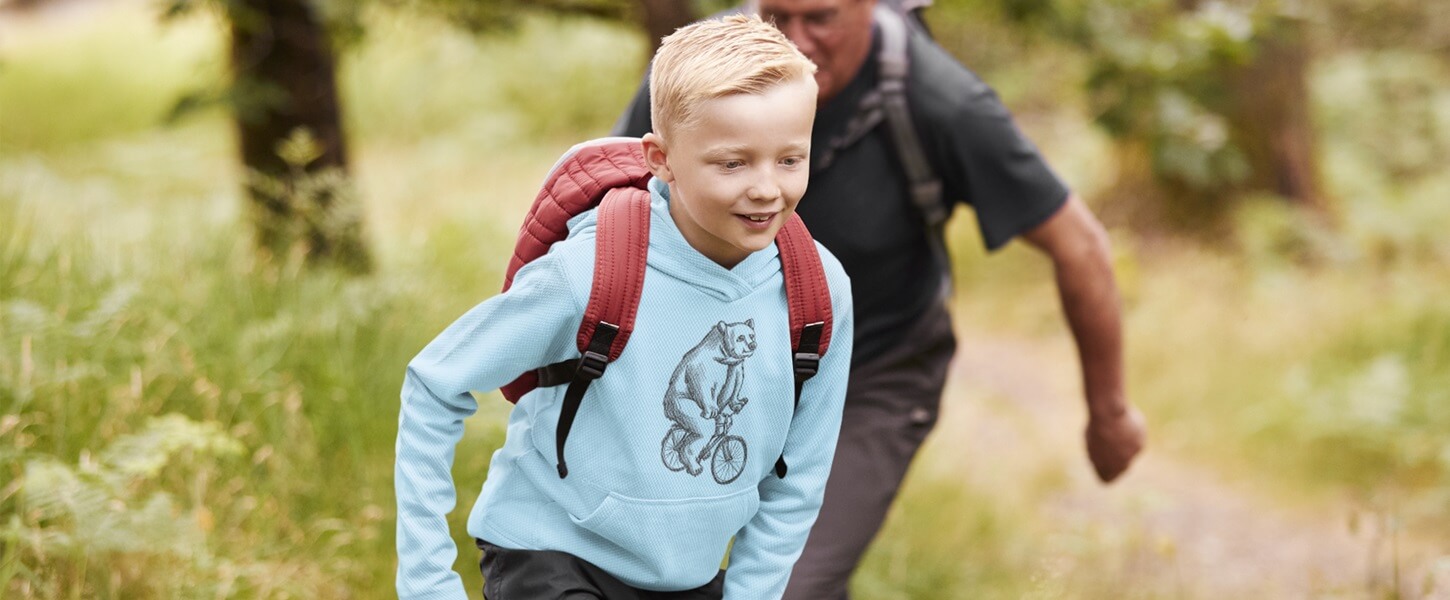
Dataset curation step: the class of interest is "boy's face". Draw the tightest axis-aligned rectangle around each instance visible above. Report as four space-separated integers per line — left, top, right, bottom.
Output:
643 76 817 269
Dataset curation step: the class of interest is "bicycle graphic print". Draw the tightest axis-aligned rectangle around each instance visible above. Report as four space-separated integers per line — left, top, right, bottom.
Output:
660 319 756 484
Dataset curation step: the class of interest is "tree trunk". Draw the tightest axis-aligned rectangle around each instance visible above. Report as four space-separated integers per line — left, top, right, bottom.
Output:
1221 14 1328 214
229 0 371 272
637 0 694 52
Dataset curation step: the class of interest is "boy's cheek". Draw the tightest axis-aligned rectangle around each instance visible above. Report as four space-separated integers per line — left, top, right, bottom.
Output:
786 178 811 205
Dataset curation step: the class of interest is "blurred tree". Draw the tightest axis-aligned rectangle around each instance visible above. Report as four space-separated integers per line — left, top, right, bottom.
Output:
638 0 696 50
165 0 371 272
157 0 712 271
228 0 371 272
162 0 697 273
1217 13 1325 213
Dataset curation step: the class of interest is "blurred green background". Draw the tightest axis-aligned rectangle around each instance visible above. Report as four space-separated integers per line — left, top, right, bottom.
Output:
1 0 1447 597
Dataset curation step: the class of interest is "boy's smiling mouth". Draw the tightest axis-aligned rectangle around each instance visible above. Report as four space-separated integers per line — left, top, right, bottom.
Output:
736 212 778 230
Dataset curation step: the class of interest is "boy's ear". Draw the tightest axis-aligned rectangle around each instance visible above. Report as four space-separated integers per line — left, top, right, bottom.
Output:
641 133 674 183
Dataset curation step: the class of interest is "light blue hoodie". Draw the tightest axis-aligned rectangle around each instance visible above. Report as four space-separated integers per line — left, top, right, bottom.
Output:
395 177 854 599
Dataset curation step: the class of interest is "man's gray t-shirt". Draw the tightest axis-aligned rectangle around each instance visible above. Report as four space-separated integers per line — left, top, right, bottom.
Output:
614 26 1069 363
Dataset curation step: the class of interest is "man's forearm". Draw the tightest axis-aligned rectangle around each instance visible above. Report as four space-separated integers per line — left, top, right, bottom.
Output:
1023 196 1128 418
1051 231 1128 420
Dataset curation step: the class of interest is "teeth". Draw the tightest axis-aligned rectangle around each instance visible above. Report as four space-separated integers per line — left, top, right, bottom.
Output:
747 215 769 222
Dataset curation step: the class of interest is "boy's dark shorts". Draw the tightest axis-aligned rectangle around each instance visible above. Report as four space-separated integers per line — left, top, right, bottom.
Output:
477 539 726 600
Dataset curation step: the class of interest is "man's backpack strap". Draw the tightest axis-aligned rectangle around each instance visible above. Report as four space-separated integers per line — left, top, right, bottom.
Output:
773 214 834 479
874 5 951 291
875 5 947 234
878 0 935 35
813 6 952 293
555 186 652 478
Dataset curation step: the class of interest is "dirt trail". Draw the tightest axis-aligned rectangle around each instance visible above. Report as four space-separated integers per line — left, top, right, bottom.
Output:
921 331 1448 599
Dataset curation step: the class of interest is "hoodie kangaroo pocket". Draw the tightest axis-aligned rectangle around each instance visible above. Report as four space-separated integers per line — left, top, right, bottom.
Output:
570 487 759 585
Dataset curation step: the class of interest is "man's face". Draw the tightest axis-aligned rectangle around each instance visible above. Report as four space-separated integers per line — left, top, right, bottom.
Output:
757 0 877 103
643 76 817 268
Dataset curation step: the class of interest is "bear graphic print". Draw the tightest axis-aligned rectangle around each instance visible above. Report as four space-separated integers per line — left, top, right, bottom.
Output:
661 319 756 484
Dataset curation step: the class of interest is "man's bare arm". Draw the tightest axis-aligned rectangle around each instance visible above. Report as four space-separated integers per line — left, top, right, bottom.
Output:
1021 194 1146 483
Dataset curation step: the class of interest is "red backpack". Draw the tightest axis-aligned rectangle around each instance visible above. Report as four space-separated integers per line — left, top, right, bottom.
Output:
499 138 835 480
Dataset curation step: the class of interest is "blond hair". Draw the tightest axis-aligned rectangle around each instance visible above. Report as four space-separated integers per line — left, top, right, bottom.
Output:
649 14 817 140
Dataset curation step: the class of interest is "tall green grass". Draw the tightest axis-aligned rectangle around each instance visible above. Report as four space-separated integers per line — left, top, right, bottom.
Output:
0 138 513 596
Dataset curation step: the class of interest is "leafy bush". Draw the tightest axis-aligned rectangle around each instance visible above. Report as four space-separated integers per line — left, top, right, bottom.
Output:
4 416 243 597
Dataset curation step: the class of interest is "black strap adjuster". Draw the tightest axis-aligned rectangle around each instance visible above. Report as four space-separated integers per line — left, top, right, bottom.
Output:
576 350 609 380
556 323 619 479
793 352 820 378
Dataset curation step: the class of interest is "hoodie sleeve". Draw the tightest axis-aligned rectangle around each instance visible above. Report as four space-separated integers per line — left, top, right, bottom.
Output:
723 254 854 599
394 256 581 600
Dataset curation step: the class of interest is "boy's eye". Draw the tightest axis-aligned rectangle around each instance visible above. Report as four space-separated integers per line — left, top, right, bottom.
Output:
722 160 745 170
780 156 805 167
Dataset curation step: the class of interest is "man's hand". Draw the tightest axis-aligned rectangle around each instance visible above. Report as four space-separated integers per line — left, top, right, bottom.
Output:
1085 405 1146 482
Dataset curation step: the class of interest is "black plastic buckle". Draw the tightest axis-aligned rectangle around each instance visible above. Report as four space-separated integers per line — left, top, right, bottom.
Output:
576 350 608 380
793 352 820 378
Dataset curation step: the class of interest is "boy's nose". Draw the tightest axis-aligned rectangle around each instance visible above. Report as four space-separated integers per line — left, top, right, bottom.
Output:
747 174 782 202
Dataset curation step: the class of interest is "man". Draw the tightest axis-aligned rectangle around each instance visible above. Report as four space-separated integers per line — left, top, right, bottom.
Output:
613 1 1148 597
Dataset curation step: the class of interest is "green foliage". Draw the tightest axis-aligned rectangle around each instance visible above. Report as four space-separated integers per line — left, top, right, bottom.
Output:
4 416 241 597
0 110 508 595
987 0 1267 195
1313 51 1450 265
1230 195 1345 266
1272 313 1450 495
1315 51 1450 183
246 128 373 273
342 11 645 145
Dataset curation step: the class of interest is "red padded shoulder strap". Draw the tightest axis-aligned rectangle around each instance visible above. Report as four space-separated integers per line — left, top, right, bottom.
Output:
775 214 834 357
500 138 651 403
579 187 650 359
503 138 651 292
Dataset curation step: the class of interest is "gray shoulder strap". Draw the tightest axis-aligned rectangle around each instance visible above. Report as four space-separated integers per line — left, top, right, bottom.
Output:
876 6 953 295
874 5 947 232
810 6 952 291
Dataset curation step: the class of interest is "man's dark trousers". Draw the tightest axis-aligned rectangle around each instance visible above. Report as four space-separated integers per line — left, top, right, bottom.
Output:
783 300 957 600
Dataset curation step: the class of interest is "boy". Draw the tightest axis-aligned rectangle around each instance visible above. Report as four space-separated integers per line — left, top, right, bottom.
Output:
395 15 854 600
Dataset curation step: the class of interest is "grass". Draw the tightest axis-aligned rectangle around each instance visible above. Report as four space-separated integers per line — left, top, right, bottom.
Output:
3 3 1449 598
